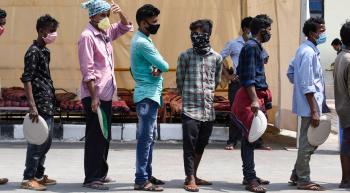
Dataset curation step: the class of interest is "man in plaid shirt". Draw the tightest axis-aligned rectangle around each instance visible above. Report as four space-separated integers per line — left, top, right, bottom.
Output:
176 19 222 192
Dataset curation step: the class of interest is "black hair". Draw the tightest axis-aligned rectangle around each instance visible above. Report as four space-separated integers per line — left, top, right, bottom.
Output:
340 21 350 46
241 16 253 30
302 17 325 37
331 38 342 46
250 14 273 35
136 4 160 26
189 19 213 35
36 14 59 32
0 8 6 19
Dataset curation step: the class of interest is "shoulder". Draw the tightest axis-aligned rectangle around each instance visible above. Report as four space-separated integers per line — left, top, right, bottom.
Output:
25 44 39 58
179 48 193 59
210 50 223 61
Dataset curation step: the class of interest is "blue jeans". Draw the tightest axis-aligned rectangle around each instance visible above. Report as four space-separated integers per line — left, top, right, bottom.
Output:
23 115 53 180
135 98 158 185
241 137 257 182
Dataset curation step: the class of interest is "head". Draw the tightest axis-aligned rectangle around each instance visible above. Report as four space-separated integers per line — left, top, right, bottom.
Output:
136 4 160 35
331 38 342 51
303 17 326 45
250 14 273 43
0 8 7 36
340 21 350 49
36 14 59 44
82 0 111 30
190 19 213 35
241 16 253 35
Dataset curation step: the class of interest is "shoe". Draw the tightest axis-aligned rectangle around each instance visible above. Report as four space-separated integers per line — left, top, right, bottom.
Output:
21 179 47 191
37 175 56 186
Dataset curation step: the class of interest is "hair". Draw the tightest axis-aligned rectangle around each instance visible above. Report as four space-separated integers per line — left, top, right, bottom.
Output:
340 21 350 46
250 14 273 35
0 8 6 19
189 19 213 35
241 16 253 30
136 4 160 25
302 17 325 37
36 14 59 32
331 38 342 46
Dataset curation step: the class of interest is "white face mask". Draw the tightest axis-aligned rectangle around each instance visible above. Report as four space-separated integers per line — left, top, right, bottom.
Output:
247 32 252 39
98 17 111 31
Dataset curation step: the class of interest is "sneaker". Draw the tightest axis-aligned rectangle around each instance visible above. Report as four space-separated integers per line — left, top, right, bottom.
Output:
37 175 57 186
21 179 47 191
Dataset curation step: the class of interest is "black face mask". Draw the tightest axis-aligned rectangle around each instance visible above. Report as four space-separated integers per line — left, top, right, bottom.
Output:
191 32 211 55
145 21 160 35
260 30 271 43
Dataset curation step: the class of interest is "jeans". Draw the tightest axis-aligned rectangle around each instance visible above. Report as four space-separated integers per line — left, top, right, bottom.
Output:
23 114 53 180
82 97 112 184
241 136 258 182
135 98 158 185
292 117 317 183
182 114 213 176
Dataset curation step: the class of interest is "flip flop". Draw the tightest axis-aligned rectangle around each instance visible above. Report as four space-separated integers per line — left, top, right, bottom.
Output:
0 178 8 185
195 178 212 186
134 181 163 192
245 180 266 193
243 177 270 185
225 144 235 150
149 176 165 185
83 181 109 190
297 182 325 191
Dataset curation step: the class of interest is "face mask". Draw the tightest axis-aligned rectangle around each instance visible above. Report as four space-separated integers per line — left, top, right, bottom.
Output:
43 32 57 44
98 17 111 31
191 32 211 55
0 26 4 36
260 30 271 43
316 32 327 45
247 32 252 39
146 21 160 35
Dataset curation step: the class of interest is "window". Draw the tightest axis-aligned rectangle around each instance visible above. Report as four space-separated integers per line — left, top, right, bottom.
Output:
309 0 324 18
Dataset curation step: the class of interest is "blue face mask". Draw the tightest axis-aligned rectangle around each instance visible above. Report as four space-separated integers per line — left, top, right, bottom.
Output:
316 32 327 45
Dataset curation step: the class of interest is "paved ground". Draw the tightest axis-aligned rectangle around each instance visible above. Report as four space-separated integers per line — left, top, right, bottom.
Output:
0 131 346 193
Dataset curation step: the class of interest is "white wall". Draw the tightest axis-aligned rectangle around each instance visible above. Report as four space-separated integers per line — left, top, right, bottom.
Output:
319 0 350 98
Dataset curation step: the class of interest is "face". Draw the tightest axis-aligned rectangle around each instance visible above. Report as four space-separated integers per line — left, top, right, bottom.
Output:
332 44 341 52
0 17 6 26
243 27 251 35
258 26 272 43
311 23 326 41
91 11 110 24
39 25 57 38
141 16 159 32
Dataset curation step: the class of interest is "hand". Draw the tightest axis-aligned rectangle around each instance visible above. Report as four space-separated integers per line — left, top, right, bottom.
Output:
91 98 100 113
251 100 260 116
29 106 39 123
311 111 320 128
228 74 239 82
152 68 161 77
110 1 122 15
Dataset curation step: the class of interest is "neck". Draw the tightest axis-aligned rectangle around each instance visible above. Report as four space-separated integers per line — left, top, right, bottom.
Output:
36 36 46 47
242 33 249 42
307 38 317 46
139 28 150 37
253 35 262 43
89 21 105 34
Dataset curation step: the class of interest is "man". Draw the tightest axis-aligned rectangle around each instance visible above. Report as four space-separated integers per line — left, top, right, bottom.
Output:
0 7 8 186
332 38 343 54
20 14 59 191
334 21 350 189
287 17 326 191
131 4 168 192
79 0 133 190
177 19 222 192
233 14 273 193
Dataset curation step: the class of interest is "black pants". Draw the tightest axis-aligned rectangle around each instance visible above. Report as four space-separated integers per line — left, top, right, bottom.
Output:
82 97 112 184
227 81 242 145
182 114 213 176
241 136 258 182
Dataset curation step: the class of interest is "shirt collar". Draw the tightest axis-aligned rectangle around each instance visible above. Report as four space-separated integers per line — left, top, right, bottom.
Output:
237 36 245 43
87 23 103 36
137 30 152 43
305 40 320 55
33 40 47 50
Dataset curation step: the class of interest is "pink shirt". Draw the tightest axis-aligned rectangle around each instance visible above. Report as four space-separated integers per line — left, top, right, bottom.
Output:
78 22 133 101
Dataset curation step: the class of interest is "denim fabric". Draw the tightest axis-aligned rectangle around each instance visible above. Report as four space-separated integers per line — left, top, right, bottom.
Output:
23 115 53 180
135 98 158 185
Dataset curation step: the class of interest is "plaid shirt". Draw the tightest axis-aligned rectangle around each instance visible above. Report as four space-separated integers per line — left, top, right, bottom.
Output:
176 48 222 122
237 38 268 90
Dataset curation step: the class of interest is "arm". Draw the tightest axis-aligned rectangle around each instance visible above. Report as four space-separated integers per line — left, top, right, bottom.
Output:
246 85 259 115
287 58 295 84
347 64 350 97
21 52 39 122
78 35 100 112
138 41 169 73
220 41 237 81
215 56 223 88
176 53 186 95
109 2 133 41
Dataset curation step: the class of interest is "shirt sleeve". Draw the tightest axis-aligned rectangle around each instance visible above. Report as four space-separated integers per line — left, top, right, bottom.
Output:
238 45 257 87
109 22 134 41
215 55 223 87
137 41 169 73
299 52 316 94
21 50 38 83
78 35 96 82
347 63 350 97
220 41 233 59
287 58 295 84
176 53 186 95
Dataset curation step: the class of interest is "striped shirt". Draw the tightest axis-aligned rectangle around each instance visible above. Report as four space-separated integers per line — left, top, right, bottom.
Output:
176 48 223 122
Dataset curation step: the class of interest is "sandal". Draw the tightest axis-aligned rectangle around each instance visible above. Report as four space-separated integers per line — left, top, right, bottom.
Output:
83 181 109 190
195 178 212 186
134 181 163 192
0 178 8 185
243 177 270 185
184 179 199 192
225 144 235 150
245 180 266 193
149 176 165 185
297 182 325 191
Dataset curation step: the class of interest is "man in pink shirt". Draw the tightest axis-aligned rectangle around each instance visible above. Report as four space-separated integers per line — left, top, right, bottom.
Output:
78 0 133 190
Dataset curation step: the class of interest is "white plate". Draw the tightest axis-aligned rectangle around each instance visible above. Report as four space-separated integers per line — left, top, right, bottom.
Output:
248 110 268 143
23 114 49 145
307 115 331 146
